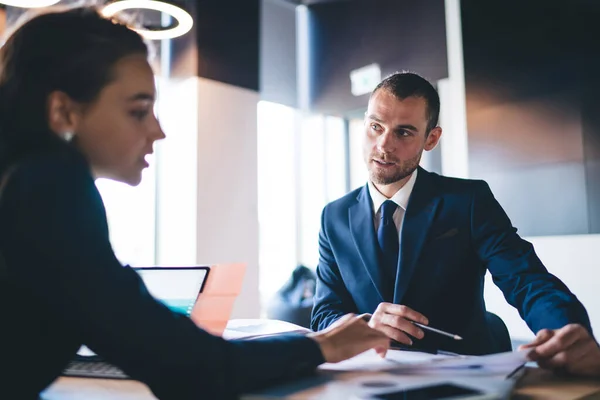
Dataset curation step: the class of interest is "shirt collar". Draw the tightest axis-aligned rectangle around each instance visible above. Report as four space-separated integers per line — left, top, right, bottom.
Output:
368 169 418 214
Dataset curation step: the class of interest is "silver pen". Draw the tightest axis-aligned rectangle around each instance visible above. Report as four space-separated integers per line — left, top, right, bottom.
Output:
413 322 463 341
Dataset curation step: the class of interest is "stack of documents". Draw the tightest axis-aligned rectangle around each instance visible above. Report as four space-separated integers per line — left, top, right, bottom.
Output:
245 349 528 399
314 349 529 399
223 319 310 340
320 348 530 376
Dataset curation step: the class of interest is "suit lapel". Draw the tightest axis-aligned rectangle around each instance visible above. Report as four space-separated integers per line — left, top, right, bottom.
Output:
349 185 385 303
394 168 441 304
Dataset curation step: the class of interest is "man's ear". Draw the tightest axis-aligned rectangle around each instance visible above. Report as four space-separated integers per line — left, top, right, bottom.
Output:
424 126 442 151
46 91 81 139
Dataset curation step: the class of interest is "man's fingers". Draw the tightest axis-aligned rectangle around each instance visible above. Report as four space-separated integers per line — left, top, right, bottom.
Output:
520 329 554 350
383 314 424 339
378 325 414 345
539 339 589 369
533 325 586 358
371 303 428 340
535 337 598 374
381 304 428 325
521 325 600 378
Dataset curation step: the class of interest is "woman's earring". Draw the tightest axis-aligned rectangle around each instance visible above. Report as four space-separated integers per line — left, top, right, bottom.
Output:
62 131 74 142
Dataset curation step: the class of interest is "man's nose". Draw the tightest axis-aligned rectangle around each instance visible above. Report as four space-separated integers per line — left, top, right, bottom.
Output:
376 131 395 153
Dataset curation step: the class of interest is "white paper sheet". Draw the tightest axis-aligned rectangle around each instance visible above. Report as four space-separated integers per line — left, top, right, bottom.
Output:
319 349 451 372
389 349 530 374
319 349 530 377
314 350 528 400
223 319 310 340
246 350 525 399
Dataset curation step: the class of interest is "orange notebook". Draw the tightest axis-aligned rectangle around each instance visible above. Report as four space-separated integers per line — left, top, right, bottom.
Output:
190 263 246 336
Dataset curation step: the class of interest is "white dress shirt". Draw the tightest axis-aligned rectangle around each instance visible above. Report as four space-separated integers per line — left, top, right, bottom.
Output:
367 169 418 245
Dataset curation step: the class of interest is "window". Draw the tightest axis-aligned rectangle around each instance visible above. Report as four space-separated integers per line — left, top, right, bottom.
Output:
257 102 349 307
95 164 156 267
257 101 298 302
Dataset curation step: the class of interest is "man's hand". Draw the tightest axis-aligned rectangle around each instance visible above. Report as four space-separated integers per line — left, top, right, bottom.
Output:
519 324 600 377
365 302 429 345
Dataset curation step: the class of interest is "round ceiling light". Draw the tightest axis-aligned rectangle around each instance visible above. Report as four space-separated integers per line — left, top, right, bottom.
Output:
102 0 193 40
0 0 60 7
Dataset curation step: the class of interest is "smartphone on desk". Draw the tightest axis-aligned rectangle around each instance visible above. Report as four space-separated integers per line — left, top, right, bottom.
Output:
369 383 490 400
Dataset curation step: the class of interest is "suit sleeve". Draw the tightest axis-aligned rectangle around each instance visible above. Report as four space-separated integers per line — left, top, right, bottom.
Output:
470 181 592 335
311 205 357 331
3 157 324 400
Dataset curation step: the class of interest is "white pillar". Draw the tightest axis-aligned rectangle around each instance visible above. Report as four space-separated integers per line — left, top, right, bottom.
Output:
195 78 260 318
439 0 469 179
156 77 260 318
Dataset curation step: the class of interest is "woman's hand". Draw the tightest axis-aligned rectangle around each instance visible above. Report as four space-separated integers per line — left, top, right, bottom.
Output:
308 314 390 363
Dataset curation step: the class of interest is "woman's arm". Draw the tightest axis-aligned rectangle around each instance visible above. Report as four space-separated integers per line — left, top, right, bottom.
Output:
1 153 324 399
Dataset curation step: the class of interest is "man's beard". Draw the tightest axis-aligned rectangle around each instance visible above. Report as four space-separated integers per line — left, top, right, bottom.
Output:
368 153 421 185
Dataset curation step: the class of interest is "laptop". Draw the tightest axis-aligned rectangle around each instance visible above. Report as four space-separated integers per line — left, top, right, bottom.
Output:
63 265 210 379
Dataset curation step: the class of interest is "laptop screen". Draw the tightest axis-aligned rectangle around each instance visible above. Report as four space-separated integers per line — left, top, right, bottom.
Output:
134 266 209 316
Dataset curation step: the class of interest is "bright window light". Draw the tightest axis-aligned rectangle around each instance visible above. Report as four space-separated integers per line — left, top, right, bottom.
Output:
102 0 193 40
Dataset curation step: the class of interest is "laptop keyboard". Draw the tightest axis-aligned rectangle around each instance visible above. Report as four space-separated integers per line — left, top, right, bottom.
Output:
63 359 129 379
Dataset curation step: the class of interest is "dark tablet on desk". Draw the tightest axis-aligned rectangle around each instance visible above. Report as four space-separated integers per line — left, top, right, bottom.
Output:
372 383 483 399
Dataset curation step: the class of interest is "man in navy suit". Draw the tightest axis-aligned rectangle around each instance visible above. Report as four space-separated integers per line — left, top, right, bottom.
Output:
311 72 600 375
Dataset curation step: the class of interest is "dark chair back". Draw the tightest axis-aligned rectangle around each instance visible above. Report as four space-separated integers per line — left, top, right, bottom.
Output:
486 311 512 353
266 265 316 328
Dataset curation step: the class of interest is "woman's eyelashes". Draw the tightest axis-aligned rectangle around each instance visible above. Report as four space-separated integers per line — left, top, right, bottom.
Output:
130 109 150 121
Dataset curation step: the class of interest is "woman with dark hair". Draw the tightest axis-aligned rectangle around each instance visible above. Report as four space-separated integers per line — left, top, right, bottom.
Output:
0 6 389 400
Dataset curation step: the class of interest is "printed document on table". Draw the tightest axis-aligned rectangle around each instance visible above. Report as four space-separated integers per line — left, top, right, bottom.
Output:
320 349 530 376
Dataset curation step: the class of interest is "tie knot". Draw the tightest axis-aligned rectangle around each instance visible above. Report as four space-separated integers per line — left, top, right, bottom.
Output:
380 200 397 220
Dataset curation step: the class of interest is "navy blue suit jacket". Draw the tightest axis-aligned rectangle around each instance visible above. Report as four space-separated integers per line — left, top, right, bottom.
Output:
0 147 324 400
311 167 591 355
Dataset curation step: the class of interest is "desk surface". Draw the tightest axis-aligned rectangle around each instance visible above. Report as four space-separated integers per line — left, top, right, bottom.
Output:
42 367 600 400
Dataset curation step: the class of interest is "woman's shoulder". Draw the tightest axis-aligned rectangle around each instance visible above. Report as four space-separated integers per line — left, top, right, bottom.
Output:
6 146 91 183
0 146 95 200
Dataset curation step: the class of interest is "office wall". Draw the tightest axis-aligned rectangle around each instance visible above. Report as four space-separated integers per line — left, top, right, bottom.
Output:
308 0 448 116
583 55 600 233
462 0 600 236
194 0 260 91
260 0 298 107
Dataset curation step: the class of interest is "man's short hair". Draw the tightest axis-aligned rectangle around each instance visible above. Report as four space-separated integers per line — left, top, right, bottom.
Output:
371 71 440 134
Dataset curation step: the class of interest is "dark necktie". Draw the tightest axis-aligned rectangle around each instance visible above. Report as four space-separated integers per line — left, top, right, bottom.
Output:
377 200 399 297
